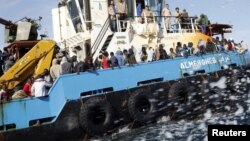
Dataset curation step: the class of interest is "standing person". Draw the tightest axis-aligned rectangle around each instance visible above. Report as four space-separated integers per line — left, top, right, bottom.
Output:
127 48 137 65
110 52 118 67
206 38 216 53
173 7 181 31
182 44 189 58
198 39 206 54
162 4 171 32
22 77 33 97
74 60 85 73
31 75 52 97
50 58 60 81
94 55 102 69
12 78 33 99
169 48 176 58
71 55 78 72
198 14 209 34
180 9 189 30
101 52 110 69
141 5 152 23
84 55 95 71
215 37 223 52
60 57 72 75
115 50 125 66
159 44 168 60
116 0 127 20
175 42 183 57
187 42 195 55
108 1 117 32
43 69 52 84
147 47 154 62
140 46 148 62
122 49 128 65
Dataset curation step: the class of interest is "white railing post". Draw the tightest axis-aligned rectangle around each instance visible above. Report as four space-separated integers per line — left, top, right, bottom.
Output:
191 18 195 33
116 14 120 32
178 22 182 34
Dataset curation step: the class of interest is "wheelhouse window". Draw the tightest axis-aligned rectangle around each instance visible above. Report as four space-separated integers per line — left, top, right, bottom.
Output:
67 0 80 32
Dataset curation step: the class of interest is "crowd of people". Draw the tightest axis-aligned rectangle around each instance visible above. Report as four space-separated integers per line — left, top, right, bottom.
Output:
108 0 127 32
108 1 209 34
162 4 209 33
0 43 96 101
0 0 247 102
0 37 247 102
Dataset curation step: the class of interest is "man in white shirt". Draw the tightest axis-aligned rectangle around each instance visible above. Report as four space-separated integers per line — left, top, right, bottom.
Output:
31 75 52 97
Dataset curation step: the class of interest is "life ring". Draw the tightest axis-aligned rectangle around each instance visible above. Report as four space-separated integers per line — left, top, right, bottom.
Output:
128 89 157 123
79 97 113 136
168 81 201 119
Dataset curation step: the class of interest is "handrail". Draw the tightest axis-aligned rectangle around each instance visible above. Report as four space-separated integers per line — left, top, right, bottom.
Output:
91 17 110 56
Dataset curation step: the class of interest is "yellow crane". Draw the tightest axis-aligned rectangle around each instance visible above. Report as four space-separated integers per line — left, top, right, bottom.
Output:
0 40 56 91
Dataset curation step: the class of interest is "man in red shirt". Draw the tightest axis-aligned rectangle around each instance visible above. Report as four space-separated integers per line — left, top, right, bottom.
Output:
22 78 33 97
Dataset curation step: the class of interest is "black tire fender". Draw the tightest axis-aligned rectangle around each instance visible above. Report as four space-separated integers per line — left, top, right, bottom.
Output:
79 97 113 136
128 89 157 123
168 81 202 118
202 76 225 111
168 81 195 107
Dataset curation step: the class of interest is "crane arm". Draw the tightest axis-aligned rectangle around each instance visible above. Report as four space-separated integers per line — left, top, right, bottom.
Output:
0 17 16 28
0 40 56 91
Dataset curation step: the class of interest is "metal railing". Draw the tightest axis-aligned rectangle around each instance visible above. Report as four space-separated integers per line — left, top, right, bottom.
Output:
91 17 110 57
116 15 199 34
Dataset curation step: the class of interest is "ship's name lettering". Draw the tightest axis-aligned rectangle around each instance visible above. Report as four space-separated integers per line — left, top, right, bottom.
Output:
180 56 229 69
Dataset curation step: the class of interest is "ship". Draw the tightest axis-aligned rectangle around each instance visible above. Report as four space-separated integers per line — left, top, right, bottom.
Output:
0 0 250 141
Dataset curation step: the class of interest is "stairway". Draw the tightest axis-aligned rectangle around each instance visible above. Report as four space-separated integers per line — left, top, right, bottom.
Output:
101 34 114 52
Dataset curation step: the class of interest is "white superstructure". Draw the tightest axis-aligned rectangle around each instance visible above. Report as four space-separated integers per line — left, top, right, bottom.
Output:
52 0 223 62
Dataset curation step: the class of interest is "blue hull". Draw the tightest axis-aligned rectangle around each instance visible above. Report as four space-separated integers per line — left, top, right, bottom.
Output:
0 51 250 140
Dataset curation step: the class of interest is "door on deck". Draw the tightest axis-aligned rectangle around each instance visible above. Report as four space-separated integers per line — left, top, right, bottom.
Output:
134 0 145 16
